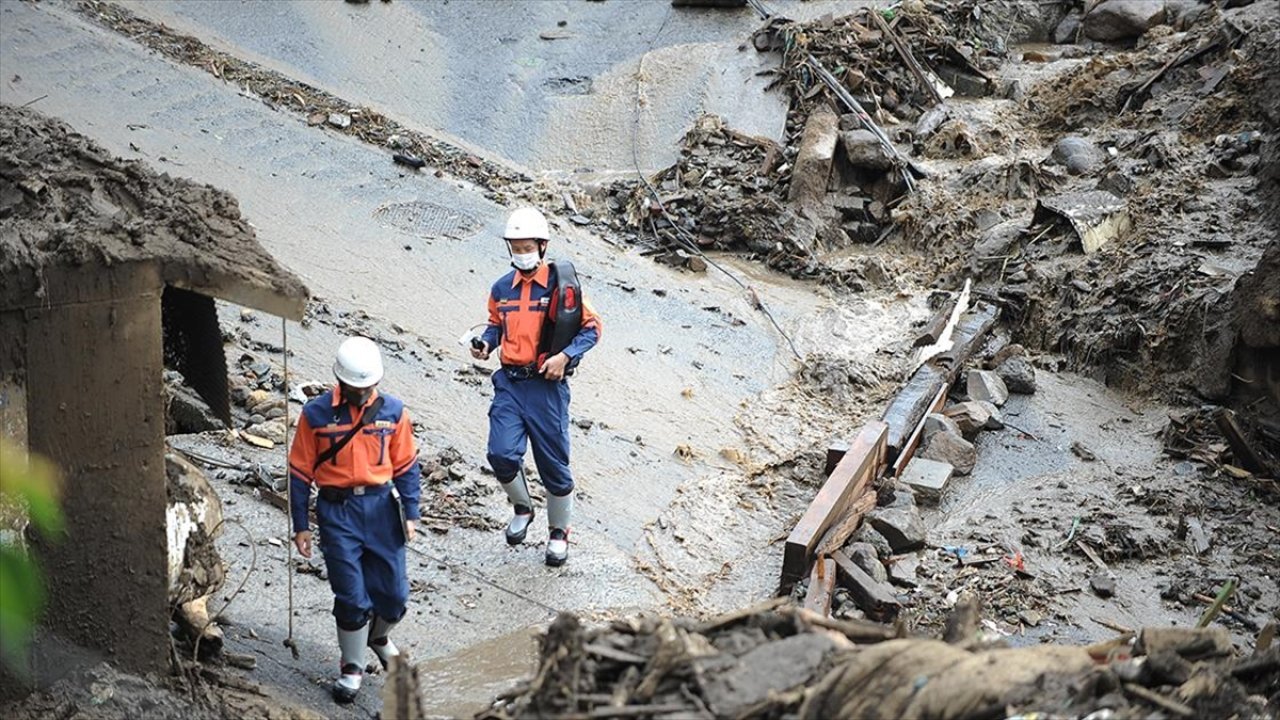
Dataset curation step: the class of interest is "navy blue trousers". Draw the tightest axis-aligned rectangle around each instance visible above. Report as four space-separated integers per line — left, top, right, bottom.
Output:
316 489 408 628
486 370 574 496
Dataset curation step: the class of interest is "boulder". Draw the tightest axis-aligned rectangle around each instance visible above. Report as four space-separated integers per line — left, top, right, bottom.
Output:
1050 136 1106 176
854 523 894 559
867 506 927 553
996 356 1037 394
840 129 893 171
788 106 840 207
1083 0 1166 42
967 370 1009 406
943 402 993 440
919 430 976 476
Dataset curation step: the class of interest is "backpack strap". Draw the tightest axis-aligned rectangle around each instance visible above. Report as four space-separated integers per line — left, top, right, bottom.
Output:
312 396 385 472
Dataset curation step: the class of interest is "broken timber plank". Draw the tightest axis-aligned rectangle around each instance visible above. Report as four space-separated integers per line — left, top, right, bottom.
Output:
815 491 877 558
782 421 888 585
802 557 837 617
832 549 901 620
1215 408 1269 474
912 296 959 348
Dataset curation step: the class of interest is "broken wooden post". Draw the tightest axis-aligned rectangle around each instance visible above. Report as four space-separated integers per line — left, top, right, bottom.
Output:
802 557 837 617
890 384 948 478
881 303 997 463
782 421 888 586
787 105 840 207
831 550 901 621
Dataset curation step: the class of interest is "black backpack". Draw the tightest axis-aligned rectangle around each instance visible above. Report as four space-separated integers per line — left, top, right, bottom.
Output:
538 260 585 375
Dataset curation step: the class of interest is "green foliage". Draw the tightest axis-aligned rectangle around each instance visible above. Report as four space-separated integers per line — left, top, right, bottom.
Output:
0 440 63 675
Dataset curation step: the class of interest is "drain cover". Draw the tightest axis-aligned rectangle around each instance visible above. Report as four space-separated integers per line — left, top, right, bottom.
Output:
373 201 480 239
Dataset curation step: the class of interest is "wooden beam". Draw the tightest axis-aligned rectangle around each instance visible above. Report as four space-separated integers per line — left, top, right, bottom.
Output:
831 550 902 621
782 421 888 585
815 491 877 558
802 558 837 617
891 384 949 478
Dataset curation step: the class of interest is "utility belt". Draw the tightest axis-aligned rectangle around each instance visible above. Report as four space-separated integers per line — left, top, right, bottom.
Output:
317 482 392 503
502 363 542 381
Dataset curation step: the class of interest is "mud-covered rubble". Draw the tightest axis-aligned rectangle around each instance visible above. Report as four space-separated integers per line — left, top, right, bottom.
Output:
478 599 1278 720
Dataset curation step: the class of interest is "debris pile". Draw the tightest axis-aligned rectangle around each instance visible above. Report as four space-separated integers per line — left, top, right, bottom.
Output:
479 599 1279 720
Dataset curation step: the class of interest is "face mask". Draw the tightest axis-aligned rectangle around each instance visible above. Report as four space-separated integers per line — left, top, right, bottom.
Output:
511 251 540 271
341 386 373 407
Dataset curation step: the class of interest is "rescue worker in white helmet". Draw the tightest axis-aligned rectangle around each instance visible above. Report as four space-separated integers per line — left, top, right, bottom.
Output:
289 337 421 703
471 207 602 566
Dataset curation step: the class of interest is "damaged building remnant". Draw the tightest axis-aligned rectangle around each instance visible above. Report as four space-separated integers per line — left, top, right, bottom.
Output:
0 105 307 679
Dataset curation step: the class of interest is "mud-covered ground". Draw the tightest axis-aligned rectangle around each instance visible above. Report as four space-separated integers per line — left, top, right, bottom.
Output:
1 0 1276 717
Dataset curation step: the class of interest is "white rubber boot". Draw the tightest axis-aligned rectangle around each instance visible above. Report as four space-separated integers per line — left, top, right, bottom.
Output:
545 492 573 567
332 624 369 703
368 615 400 671
501 469 535 545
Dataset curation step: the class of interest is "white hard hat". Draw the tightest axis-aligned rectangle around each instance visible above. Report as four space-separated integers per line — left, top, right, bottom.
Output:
333 337 383 388
503 207 550 241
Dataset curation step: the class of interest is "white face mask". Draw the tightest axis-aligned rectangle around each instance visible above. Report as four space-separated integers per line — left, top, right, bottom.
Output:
511 251 540 271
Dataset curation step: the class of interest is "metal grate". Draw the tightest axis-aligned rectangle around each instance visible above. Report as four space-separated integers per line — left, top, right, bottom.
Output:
373 200 480 239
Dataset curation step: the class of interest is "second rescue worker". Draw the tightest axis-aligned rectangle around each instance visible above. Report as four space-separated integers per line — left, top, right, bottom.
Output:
471 207 602 567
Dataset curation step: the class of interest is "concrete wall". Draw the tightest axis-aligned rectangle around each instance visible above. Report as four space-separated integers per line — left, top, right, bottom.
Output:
19 263 170 676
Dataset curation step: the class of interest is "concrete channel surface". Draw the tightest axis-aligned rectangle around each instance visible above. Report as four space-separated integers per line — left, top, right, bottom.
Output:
1 0 919 715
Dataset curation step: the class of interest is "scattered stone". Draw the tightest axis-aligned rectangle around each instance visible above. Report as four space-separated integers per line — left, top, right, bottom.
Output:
1083 0 1166 42
1052 12 1082 44
942 402 993 440
923 413 962 440
967 369 1009 406
1179 516 1211 555
839 129 893 171
327 112 352 129
899 457 953 502
165 373 225 434
847 542 888 584
974 401 1004 430
886 553 919 587
1090 572 1116 598
245 420 286 445
919 430 977 476
996 356 1037 394
867 506 926 553
990 343 1027 368
570 214 591 226
1050 136 1106 176
1071 441 1097 462
853 523 894 559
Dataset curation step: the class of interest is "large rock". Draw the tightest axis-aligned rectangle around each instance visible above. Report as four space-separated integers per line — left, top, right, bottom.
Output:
840 129 893 171
923 413 962 440
166 453 225 607
1083 0 1166 41
854 523 894 558
943 402 993 440
165 371 225 434
919 430 976 475
967 370 1009 406
1050 136 1106 176
867 506 927 553
1053 11 1082 43
996 355 1037 394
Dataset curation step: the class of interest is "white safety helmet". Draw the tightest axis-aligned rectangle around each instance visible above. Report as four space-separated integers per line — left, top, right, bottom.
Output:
503 207 550 241
333 337 383 388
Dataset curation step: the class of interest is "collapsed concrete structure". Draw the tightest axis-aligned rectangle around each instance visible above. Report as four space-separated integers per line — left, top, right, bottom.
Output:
0 104 307 685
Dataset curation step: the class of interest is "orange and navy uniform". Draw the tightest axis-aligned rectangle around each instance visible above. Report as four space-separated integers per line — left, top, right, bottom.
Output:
287 387 421 533
480 261 601 366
